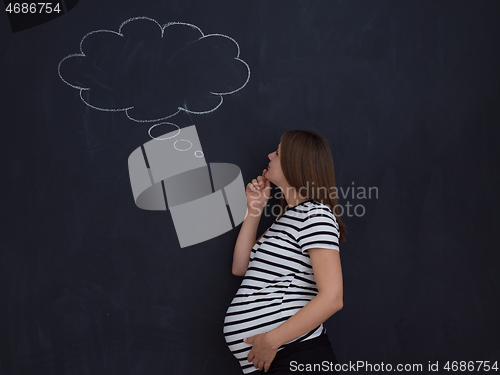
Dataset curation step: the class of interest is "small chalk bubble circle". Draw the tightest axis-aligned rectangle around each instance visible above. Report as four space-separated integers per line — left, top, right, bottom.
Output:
148 122 180 140
194 150 204 158
174 139 192 151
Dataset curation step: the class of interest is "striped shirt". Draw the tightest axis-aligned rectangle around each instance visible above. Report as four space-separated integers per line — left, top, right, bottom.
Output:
223 199 340 374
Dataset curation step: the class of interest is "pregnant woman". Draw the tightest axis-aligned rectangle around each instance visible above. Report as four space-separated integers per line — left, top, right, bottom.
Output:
224 130 347 374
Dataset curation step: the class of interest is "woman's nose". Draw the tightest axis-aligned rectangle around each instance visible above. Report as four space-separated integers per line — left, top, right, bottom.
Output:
268 152 273 160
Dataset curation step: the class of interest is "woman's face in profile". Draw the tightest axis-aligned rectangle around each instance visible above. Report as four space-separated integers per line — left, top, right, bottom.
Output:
266 143 286 186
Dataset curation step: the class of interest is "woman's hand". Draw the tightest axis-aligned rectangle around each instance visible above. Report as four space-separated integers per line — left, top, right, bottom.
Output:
246 169 271 216
244 332 278 373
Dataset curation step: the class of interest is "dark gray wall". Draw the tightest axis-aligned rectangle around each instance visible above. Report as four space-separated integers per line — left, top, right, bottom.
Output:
2 1 499 374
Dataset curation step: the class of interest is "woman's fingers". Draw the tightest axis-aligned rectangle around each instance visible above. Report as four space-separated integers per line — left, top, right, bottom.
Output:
252 178 260 190
247 350 255 362
250 177 265 190
247 172 270 193
256 360 264 371
264 362 270 372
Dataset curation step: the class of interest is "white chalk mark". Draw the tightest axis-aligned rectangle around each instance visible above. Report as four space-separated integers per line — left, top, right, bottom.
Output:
210 58 251 96
179 96 224 115
126 108 182 123
79 90 133 112
148 122 181 140
80 29 123 53
58 17 251 123
174 139 193 151
200 33 251 97
163 22 204 38
202 33 241 58
58 54 87 90
194 150 204 158
118 16 163 34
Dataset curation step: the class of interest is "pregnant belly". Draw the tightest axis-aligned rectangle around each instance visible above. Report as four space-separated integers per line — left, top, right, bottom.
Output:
223 294 286 361
224 297 286 373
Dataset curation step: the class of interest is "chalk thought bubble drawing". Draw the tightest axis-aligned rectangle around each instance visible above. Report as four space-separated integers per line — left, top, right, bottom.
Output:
58 17 250 122
58 18 250 247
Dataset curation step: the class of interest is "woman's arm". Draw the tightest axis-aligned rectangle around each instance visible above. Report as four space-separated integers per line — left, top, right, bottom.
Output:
245 248 343 371
232 170 271 276
267 248 343 345
232 210 263 276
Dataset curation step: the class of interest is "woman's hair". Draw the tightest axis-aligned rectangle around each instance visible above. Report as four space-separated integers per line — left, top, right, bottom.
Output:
278 130 347 242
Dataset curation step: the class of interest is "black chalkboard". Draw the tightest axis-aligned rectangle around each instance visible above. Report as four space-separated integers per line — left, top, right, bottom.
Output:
2 1 499 374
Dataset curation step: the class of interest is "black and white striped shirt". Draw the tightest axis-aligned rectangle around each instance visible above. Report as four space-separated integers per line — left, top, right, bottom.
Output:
224 200 340 374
